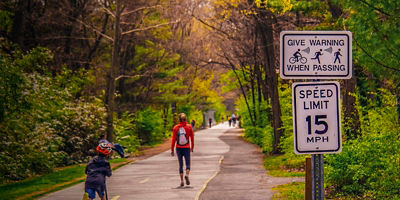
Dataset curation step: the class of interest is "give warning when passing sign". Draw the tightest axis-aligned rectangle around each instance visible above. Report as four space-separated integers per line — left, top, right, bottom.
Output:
292 81 342 154
280 31 352 79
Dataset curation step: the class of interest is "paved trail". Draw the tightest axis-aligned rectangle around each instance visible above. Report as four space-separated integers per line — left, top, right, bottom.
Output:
199 128 303 200
41 123 303 200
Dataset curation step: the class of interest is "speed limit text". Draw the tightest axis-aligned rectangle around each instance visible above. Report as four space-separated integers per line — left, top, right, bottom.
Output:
299 88 333 110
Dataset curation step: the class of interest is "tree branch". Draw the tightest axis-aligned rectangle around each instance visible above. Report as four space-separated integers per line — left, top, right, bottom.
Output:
191 14 232 39
61 12 114 42
115 74 142 81
99 3 115 18
121 20 180 35
121 5 162 16
354 38 400 72
358 0 392 17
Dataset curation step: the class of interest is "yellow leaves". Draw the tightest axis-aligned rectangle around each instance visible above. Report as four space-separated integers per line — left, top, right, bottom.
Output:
240 9 258 16
254 0 293 14
192 72 223 104
280 0 293 13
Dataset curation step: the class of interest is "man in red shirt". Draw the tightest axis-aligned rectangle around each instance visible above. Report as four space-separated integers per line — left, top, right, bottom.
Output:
171 113 194 187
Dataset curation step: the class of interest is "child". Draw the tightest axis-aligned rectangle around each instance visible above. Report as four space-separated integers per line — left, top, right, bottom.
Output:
85 142 112 200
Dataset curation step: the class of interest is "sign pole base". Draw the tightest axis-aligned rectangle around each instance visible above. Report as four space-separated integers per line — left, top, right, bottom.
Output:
312 154 324 200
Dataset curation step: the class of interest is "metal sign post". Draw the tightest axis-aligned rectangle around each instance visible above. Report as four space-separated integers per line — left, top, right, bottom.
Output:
312 154 324 200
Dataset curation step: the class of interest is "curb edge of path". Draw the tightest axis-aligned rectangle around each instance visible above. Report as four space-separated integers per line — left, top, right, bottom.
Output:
195 155 224 200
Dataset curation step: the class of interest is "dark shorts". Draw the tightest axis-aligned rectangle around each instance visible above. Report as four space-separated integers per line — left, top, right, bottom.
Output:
86 187 105 199
176 148 191 173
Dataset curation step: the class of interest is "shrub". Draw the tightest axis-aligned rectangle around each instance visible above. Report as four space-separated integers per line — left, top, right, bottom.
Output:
325 88 400 199
0 47 106 181
115 112 141 155
134 107 165 145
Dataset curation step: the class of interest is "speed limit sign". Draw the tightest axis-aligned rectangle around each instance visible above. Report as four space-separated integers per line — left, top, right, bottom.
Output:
292 81 342 154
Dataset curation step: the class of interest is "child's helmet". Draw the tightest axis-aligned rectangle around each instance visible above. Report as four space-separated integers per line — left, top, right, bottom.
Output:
96 142 112 155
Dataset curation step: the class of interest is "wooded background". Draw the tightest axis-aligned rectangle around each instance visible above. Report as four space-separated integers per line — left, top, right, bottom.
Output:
1 0 399 198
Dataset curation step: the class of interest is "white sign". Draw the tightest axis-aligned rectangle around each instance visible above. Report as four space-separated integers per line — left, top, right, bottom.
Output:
292 81 342 154
280 31 352 79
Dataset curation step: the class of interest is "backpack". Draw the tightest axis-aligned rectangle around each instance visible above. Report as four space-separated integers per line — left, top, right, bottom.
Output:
177 126 189 146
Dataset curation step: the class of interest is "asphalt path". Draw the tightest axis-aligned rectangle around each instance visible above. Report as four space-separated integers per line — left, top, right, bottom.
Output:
199 128 304 200
41 123 230 200
41 123 303 200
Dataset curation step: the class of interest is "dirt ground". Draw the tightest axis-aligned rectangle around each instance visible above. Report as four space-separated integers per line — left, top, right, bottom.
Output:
136 138 172 160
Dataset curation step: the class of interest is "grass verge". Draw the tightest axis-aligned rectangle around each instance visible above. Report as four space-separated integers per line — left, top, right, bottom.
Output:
264 154 306 177
1 158 130 200
272 181 304 200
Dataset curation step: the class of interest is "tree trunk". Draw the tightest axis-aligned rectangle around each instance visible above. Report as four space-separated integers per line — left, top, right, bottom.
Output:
257 11 283 154
227 59 256 126
105 0 121 142
250 70 257 125
343 76 361 139
397 83 400 125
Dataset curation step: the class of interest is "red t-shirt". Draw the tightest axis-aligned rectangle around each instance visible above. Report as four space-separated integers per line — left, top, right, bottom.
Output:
171 122 194 151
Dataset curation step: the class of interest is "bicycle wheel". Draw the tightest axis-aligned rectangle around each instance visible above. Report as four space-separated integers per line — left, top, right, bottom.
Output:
300 57 307 64
289 57 296 64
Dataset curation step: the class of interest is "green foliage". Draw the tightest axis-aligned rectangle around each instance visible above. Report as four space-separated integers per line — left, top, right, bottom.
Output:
0 10 13 33
189 109 203 129
326 88 400 199
0 47 106 182
177 104 203 129
52 98 106 165
134 107 165 145
243 126 274 153
114 112 141 154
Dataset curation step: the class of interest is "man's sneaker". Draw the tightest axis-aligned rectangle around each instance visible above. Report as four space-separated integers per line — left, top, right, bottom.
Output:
185 176 190 185
180 181 184 187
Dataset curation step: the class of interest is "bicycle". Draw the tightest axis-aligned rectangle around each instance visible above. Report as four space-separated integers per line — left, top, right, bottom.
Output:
289 56 307 64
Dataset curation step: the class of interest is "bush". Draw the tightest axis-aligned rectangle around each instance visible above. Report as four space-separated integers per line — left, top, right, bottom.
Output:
0 47 106 181
0 48 57 181
326 88 400 199
53 98 107 165
115 112 141 155
134 107 165 145
326 133 400 198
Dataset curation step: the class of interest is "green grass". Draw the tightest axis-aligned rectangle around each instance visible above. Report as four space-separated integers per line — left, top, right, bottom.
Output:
264 154 306 177
273 181 304 200
0 158 129 200
0 165 86 200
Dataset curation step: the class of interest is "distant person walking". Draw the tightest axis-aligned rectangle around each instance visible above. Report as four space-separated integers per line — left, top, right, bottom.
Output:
209 118 212 128
84 142 112 200
171 113 194 187
191 119 196 131
232 114 236 127
228 117 232 127
221 116 224 124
